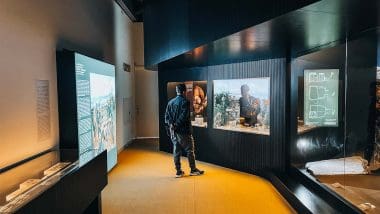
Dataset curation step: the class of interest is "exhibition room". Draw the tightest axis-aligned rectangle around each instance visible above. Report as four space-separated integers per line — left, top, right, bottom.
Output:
0 0 380 213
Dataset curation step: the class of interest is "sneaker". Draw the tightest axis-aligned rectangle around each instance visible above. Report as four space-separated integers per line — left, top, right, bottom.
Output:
175 170 185 178
190 168 204 176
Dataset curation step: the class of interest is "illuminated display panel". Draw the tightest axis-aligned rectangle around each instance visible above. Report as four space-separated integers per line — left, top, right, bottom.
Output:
75 53 117 171
304 69 339 127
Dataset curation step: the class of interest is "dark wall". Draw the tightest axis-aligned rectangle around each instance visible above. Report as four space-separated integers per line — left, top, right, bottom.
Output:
159 58 287 172
56 51 79 150
144 0 318 68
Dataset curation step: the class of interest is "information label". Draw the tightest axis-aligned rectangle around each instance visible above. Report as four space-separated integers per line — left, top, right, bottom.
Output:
36 80 50 142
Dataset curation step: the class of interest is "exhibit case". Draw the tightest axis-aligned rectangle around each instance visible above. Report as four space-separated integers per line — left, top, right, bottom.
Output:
213 78 270 135
290 30 380 213
0 149 107 213
167 81 208 127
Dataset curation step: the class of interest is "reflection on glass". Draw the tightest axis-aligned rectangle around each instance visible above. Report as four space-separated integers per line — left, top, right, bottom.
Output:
167 81 208 127
293 33 380 213
0 151 76 212
213 78 270 135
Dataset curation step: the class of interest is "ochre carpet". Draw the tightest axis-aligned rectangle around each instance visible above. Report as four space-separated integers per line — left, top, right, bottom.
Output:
102 141 295 214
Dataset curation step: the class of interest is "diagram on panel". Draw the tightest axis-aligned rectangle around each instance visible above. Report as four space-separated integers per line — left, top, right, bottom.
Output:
309 86 330 100
304 69 339 127
309 105 335 119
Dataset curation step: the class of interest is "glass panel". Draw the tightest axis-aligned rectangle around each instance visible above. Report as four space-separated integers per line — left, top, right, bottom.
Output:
342 28 379 213
290 40 348 206
291 41 346 170
0 150 79 212
291 28 380 213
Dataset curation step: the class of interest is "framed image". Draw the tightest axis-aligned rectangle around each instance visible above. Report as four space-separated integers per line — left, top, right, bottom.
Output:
213 78 270 135
167 81 208 127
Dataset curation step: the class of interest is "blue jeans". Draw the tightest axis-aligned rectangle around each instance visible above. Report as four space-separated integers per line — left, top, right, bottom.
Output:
170 132 196 171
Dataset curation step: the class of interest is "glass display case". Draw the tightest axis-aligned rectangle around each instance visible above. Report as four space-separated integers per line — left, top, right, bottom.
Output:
291 30 380 213
0 149 103 213
213 78 270 135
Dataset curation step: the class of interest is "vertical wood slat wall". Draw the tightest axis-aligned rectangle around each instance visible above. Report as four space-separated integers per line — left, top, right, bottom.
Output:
158 58 287 172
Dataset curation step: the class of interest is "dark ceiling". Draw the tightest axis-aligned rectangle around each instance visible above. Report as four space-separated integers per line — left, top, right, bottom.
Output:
160 0 380 69
144 0 319 69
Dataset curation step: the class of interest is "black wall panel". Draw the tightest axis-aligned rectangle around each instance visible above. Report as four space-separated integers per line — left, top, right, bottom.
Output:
56 51 79 150
159 58 287 172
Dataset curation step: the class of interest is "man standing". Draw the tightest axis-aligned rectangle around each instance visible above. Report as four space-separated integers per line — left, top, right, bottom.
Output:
165 83 204 178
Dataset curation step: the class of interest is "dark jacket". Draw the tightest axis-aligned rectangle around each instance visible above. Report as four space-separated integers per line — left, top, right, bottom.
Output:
239 96 261 125
165 95 192 135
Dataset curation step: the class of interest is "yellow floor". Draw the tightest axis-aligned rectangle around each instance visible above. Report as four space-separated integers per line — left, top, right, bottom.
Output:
102 141 295 214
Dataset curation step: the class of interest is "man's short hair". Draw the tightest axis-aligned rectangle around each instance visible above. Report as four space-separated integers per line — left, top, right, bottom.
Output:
176 83 186 94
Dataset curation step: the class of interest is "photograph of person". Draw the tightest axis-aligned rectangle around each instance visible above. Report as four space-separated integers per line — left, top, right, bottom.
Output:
213 78 270 135
239 84 261 127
